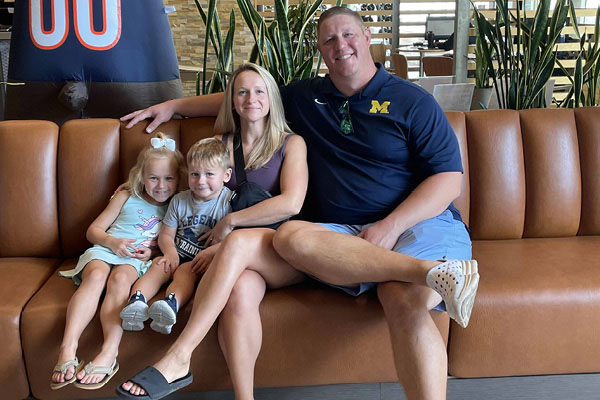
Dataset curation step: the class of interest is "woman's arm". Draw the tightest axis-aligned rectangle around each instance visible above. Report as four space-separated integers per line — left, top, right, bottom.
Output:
208 135 308 242
86 191 136 257
120 93 225 134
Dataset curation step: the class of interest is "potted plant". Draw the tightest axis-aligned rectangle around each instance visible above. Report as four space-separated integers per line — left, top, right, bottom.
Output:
471 28 494 109
472 0 577 109
236 0 326 86
195 0 334 92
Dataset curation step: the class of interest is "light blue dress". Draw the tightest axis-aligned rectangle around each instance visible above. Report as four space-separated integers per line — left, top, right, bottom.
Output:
59 195 167 285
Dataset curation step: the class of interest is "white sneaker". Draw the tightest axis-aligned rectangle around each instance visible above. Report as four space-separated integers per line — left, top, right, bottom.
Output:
120 291 148 331
426 259 479 328
148 293 178 334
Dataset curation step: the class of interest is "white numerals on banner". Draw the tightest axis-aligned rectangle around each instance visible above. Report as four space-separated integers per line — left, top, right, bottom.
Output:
73 0 121 50
30 0 122 51
30 0 69 50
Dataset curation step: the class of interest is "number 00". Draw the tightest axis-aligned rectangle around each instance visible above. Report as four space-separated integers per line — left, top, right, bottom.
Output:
30 0 122 51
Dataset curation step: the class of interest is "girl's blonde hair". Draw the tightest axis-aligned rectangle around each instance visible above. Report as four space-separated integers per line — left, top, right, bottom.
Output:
127 132 185 199
187 137 232 170
214 62 293 170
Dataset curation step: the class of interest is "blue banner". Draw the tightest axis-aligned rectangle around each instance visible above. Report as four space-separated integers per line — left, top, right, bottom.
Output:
8 0 180 82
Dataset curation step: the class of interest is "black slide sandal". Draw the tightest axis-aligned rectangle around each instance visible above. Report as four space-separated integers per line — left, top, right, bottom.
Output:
115 366 193 400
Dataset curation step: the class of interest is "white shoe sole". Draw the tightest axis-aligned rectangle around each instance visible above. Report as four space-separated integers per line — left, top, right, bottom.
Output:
120 301 148 331
447 260 479 328
148 301 176 335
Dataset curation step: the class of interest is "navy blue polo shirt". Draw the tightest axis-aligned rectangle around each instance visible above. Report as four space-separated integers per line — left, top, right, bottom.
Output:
281 64 463 225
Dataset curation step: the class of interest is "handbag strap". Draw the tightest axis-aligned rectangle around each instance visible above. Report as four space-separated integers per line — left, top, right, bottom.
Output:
232 133 248 185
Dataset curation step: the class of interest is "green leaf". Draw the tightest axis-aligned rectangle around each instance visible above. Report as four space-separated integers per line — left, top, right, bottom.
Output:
574 54 583 107
274 0 293 82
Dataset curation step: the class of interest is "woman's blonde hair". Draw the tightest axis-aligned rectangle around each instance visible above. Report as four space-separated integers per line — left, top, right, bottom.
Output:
187 137 232 170
127 132 185 199
214 62 293 170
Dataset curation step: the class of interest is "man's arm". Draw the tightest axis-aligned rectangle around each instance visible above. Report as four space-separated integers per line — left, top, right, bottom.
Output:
358 171 462 250
120 93 225 133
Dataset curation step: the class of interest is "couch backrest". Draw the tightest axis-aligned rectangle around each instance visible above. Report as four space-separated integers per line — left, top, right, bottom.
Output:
462 107 600 240
1 107 599 258
0 121 60 258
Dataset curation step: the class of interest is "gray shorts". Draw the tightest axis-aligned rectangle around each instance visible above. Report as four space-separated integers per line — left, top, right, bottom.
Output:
315 210 472 311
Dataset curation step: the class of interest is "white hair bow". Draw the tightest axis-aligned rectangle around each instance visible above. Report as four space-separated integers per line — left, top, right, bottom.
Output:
150 137 176 151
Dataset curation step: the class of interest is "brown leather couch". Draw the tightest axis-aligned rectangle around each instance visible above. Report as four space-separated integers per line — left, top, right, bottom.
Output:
1 108 599 400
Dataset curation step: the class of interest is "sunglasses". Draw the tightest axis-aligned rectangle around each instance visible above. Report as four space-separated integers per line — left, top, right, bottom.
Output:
338 99 354 135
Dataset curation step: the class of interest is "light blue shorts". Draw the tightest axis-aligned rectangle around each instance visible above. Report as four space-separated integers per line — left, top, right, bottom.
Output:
316 209 472 311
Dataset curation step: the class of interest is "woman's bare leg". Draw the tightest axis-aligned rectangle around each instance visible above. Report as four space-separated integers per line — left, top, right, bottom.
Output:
51 261 111 384
218 270 266 400
122 228 305 396
77 265 138 384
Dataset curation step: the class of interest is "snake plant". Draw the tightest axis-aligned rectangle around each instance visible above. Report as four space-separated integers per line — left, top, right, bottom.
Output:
558 7 600 107
195 0 235 95
472 0 577 109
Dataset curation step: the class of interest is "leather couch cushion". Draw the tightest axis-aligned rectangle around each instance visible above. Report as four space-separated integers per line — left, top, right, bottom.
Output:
520 109 581 238
446 111 470 226
59 119 121 258
0 121 60 257
466 110 525 240
0 258 59 400
575 107 600 235
448 236 600 377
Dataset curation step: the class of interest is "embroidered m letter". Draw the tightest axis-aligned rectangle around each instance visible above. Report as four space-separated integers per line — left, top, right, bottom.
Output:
369 100 390 114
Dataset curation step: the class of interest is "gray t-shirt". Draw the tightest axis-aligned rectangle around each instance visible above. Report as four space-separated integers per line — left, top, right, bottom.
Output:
163 188 233 260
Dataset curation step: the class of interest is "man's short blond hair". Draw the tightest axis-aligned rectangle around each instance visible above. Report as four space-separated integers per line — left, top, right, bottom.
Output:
317 6 365 38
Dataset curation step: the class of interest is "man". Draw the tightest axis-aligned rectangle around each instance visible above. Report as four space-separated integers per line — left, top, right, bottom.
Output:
121 7 478 400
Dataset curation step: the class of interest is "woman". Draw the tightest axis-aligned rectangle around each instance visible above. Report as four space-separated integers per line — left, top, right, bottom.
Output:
118 63 308 400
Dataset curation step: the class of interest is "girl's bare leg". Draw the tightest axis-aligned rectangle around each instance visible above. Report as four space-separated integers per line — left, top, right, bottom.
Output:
122 228 305 396
51 260 111 384
218 270 266 400
78 265 138 384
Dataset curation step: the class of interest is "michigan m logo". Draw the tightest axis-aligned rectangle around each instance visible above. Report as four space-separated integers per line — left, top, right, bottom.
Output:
369 100 390 114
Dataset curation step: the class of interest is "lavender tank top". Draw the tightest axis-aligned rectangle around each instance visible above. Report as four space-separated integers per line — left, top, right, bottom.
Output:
222 133 292 195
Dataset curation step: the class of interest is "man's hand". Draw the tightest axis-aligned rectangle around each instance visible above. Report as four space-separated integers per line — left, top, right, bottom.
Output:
357 219 402 250
120 102 175 133
108 237 137 258
190 244 220 274
133 246 152 262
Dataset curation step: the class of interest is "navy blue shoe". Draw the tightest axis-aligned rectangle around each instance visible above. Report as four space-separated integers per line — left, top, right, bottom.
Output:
120 290 148 331
148 293 178 334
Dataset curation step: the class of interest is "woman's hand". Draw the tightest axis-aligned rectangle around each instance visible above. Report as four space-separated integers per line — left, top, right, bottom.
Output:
108 237 137 258
190 243 221 274
199 215 234 245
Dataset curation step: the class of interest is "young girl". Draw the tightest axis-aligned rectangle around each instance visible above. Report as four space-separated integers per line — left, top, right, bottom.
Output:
50 133 185 391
